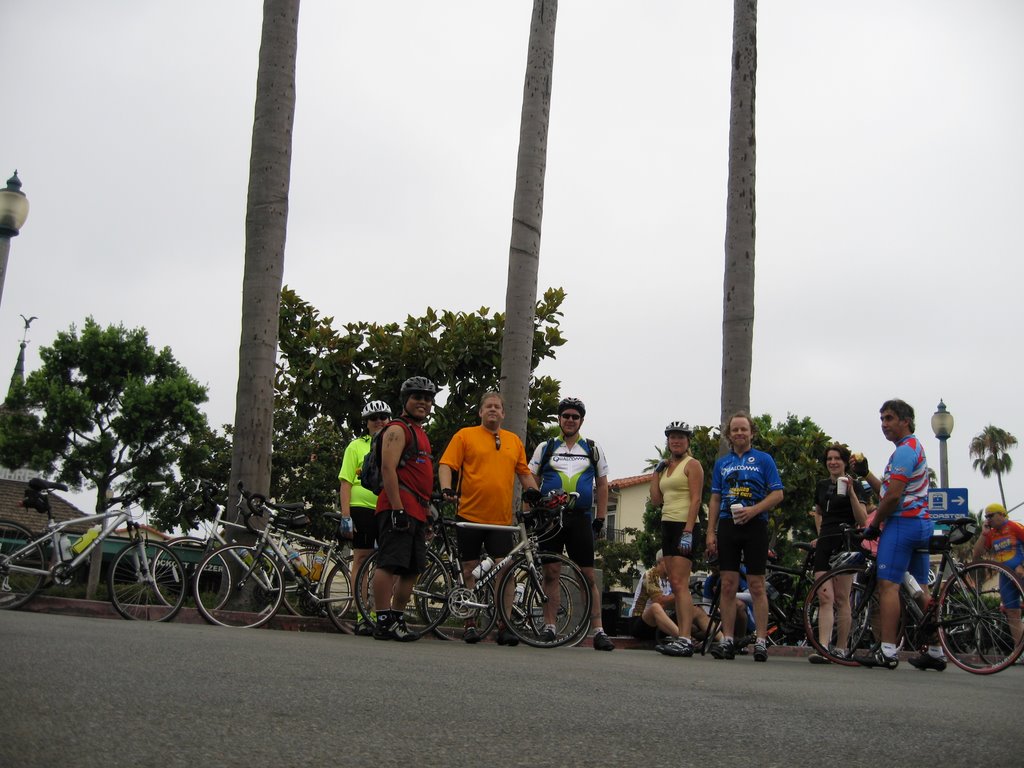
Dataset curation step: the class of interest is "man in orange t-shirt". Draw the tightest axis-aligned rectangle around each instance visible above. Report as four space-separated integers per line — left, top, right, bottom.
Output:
439 391 538 643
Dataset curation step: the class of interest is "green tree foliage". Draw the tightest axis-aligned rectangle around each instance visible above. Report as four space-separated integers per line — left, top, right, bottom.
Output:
595 532 640 590
0 318 210 513
636 413 831 570
276 286 567 465
151 290 568 535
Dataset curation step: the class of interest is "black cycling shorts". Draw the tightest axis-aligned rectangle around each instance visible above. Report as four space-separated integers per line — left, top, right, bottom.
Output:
716 517 769 576
540 512 595 568
455 515 515 561
661 520 697 561
812 528 846 573
350 506 377 550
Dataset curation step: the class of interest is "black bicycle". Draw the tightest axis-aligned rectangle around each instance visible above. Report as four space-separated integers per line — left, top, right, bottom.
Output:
803 517 1024 674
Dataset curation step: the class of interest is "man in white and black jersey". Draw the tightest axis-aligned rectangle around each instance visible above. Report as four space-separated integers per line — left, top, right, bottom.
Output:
529 397 614 651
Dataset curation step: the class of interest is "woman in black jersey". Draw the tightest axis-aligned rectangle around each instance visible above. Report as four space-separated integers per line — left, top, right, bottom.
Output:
807 443 868 664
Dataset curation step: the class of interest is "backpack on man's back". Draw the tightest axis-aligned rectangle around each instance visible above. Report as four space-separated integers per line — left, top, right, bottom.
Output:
359 418 417 495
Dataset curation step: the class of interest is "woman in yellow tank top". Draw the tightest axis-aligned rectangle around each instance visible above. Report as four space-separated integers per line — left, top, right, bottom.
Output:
649 421 705 657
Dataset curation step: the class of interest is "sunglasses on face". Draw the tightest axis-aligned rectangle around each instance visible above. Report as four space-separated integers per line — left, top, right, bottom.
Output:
409 393 434 402
560 413 581 421
985 514 1000 520
367 414 389 421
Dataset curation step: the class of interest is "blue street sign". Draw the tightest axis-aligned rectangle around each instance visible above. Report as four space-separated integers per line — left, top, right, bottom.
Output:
928 488 970 521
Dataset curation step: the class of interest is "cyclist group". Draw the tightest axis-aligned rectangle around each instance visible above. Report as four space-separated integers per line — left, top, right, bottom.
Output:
338 381 1024 670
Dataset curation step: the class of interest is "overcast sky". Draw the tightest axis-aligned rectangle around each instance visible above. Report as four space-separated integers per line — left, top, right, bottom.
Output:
3 1 1022 521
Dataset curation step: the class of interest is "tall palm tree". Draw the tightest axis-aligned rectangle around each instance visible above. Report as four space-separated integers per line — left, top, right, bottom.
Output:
718 0 757 456
499 0 558 441
969 425 1018 508
230 0 300 503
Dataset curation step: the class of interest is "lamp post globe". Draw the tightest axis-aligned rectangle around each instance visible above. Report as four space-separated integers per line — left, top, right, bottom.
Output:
0 170 30 310
931 399 954 489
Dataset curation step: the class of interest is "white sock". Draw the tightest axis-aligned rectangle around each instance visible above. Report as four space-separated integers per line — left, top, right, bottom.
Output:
927 645 944 658
881 642 898 657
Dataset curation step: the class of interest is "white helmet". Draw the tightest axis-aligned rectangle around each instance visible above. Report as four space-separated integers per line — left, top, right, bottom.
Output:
361 400 391 419
665 421 693 437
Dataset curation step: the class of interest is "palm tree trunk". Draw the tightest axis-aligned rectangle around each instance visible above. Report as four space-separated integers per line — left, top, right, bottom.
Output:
230 0 300 506
500 0 558 441
719 0 757 454
996 469 1007 509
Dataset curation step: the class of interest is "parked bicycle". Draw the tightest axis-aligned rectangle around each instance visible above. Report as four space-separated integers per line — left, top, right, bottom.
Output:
803 517 1024 674
190 481 353 629
168 479 350 618
354 489 592 647
0 477 186 621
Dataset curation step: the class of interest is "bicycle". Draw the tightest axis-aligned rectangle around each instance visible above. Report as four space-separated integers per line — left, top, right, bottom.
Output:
803 517 1024 674
698 542 816 655
190 481 354 630
168 479 350 618
0 477 186 621
420 494 592 644
354 490 593 647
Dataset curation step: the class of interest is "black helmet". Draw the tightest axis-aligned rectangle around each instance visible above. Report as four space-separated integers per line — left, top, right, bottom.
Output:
665 421 693 437
400 376 438 402
557 397 586 417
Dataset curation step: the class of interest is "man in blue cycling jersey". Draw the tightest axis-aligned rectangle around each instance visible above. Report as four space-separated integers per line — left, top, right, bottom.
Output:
705 411 784 662
856 399 935 670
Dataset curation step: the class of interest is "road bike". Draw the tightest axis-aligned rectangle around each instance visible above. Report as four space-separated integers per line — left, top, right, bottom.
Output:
168 480 350 618
190 481 353 629
803 517 1024 674
0 477 186 621
421 494 593 644
354 490 593 647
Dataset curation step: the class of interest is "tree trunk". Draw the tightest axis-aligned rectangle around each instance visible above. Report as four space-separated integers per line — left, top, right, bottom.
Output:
230 0 300 512
500 0 558 442
719 0 757 455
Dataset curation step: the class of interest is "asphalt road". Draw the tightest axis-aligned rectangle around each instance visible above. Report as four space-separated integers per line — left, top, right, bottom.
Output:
1 610 1018 768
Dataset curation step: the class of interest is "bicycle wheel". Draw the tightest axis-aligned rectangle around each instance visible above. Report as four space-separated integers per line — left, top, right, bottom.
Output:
353 550 376 625
107 541 187 621
282 548 347 618
0 520 46 610
164 537 209 605
354 549 453 637
803 565 879 666
498 554 591 648
192 545 283 628
938 561 1024 674
322 558 355 632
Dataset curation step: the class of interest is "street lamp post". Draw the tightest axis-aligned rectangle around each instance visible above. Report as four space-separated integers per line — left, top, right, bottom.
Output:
931 399 954 489
0 171 31 311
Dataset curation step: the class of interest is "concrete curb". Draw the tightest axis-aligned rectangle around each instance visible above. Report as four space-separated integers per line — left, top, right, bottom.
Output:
16 597 821 656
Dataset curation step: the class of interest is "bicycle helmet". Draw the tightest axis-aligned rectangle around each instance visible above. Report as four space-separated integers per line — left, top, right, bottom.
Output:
361 400 392 419
557 397 586 417
400 376 439 401
664 421 693 437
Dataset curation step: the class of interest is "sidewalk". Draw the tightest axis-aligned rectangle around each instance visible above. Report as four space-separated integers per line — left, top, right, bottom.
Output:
17 595 650 645
16 596 815 655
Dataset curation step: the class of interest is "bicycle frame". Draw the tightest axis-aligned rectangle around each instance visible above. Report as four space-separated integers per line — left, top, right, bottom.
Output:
3 508 132 580
444 517 544 610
